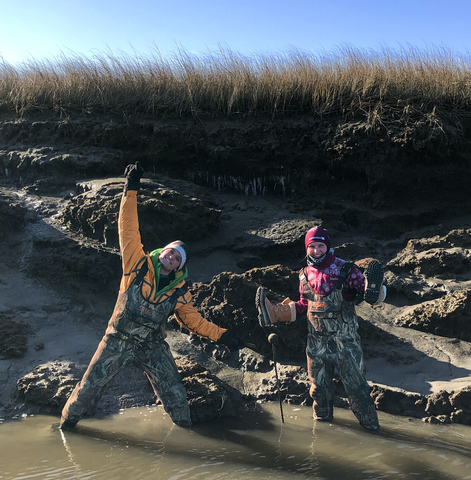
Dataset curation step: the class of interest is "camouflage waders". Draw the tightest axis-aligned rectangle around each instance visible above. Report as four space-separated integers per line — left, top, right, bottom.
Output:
301 265 379 430
61 260 192 428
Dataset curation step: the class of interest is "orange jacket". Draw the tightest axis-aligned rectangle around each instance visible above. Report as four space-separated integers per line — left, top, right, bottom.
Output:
118 190 226 342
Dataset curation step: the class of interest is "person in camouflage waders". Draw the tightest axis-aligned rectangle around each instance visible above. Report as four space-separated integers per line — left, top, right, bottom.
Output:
60 162 245 430
256 226 386 431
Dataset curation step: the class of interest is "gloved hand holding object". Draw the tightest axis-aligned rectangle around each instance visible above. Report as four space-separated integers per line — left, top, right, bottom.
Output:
218 330 246 352
124 161 145 191
255 287 296 327
363 259 387 305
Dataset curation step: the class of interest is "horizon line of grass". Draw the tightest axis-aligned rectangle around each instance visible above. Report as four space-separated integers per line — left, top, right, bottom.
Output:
1 44 470 126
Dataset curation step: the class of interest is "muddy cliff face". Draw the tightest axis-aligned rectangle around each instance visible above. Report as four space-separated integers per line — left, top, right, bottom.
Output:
2 113 471 426
1 113 471 205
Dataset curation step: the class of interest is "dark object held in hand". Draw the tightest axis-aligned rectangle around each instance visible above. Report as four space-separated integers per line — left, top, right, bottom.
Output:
124 162 145 191
218 330 246 352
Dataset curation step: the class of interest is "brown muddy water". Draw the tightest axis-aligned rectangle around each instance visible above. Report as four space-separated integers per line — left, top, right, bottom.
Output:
1 403 471 480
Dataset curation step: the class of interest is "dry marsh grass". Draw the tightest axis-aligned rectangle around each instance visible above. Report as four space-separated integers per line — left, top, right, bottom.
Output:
1 45 470 124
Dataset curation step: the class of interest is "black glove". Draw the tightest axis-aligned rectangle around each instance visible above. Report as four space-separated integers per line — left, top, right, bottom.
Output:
124 162 144 191
218 330 245 353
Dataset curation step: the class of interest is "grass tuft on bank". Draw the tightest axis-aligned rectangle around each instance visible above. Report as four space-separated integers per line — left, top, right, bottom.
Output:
1 45 470 124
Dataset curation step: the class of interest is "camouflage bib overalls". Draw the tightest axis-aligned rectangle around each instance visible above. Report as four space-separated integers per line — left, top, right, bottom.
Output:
301 264 378 428
62 259 192 427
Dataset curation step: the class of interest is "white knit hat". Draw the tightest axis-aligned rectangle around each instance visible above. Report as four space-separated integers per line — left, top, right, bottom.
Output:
161 240 188 270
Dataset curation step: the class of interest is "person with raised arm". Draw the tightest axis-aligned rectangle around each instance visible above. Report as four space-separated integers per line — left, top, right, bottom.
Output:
60 162 244 430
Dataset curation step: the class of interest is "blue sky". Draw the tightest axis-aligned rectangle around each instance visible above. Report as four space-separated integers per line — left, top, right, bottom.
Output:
1 0 470 65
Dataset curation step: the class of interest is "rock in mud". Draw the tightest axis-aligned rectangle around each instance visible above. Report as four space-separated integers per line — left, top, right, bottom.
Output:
0 145 123 178
388 228 471 277
425 390 454 416
0 314 29 359
16 361 85 413
242 218 318 258
177 358 246 422
189 264 307 361
383 270 446 300
371 385 427 418
15 356 249 423
394 288 471 341
253 365 311 405
58 178 221 248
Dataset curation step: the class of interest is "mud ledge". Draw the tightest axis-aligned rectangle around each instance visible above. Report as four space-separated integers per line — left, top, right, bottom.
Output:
1 114 471 426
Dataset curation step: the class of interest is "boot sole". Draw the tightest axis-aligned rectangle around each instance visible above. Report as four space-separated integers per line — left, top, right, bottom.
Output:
364 260 384 305
255 287 271 326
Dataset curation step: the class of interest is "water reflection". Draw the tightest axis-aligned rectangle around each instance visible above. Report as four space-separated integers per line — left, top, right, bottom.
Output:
1 404 471 479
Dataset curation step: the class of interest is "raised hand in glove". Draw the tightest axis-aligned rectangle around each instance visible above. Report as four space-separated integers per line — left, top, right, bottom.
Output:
124 162 145 191
218 330 246 353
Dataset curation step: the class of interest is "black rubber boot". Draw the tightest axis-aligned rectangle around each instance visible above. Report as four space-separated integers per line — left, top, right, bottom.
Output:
363 260 384 305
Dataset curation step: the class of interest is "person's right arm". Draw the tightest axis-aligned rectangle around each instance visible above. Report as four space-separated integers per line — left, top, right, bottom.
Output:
294 290 309 313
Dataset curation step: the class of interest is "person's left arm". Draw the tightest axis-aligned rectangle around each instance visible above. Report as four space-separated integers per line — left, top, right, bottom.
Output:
174 299 224 341
174 292 245 351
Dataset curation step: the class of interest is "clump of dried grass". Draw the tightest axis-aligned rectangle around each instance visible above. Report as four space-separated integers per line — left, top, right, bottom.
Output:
1 45 470 123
